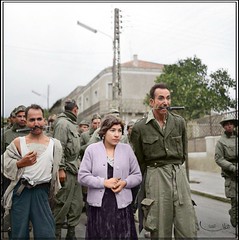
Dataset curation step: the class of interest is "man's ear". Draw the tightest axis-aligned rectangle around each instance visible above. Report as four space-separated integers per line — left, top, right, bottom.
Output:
149 98 154 108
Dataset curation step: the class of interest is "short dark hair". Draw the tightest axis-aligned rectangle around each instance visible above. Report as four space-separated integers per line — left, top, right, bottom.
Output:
149 83 169 99
98 115 124 139
25 104 44 119
64 99 78 111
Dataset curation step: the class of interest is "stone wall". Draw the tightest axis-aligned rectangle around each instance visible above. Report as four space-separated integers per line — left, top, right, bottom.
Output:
188 136 221 173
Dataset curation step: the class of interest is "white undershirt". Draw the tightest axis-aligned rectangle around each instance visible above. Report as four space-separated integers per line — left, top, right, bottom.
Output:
20 137 54 185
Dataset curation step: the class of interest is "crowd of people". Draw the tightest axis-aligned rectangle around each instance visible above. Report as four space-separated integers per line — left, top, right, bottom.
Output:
1 82 238 239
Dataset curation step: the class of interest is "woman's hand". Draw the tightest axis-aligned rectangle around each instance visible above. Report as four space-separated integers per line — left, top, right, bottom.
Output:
104 177 121 189
111 179 127 193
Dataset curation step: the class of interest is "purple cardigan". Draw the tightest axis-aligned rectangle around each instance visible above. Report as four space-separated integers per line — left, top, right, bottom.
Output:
78 141 142 209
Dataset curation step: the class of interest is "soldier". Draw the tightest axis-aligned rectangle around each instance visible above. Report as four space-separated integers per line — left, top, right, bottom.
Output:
52 99 83 240
215 115 238 228
80 113 101 156
3 105 28 152
124 120 135 148
131 83 198 239
78 119 90 136
45 114 57 137
2 108 17 133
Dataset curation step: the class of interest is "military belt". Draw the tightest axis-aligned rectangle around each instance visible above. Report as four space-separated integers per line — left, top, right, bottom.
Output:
16 179 50 196
147 161 167 168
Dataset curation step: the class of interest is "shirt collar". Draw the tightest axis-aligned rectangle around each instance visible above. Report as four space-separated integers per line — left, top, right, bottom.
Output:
145 109 168 125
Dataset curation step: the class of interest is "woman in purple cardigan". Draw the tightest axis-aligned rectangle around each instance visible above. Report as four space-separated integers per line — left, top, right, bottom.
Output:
78 115 142 239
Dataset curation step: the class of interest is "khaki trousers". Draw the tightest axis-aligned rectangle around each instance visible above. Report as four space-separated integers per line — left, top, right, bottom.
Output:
144 164 198 239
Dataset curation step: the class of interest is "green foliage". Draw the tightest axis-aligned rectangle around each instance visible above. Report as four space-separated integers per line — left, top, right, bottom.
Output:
153 56 236 121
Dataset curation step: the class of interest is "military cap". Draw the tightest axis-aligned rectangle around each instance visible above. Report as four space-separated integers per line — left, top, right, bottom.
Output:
127 120 135 128
220 115 238 127
91 113 101 121
10 108 17 118
107 108 120 115
79 119 90 126
14 105 26 115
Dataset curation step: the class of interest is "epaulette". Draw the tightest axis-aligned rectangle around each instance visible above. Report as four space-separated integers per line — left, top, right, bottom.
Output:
170 112 183 118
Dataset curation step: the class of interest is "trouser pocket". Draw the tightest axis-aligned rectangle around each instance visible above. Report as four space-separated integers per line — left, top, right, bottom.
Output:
141 198 157 232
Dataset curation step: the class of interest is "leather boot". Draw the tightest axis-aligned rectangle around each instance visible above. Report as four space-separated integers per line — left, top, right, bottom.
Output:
65 226 77 240
55 224 62 240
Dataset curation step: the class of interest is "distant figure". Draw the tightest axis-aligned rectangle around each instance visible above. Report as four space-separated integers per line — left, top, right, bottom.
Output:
46 114 57 137
215 115 238 228
1 104 62 239
2 108 17 133
78 119 90 136
125 120 135 147
3 105 28 152
80 113 101 157
78 115 142 239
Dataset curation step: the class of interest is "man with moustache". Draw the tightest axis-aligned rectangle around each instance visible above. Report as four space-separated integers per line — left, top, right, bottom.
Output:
1 104 62 239
131 83 198 239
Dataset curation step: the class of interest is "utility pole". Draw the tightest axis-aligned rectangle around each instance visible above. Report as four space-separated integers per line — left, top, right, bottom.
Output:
77 9 122 114
112 8 122 114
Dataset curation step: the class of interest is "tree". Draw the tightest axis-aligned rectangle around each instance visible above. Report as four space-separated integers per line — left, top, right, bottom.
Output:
146 56 236 121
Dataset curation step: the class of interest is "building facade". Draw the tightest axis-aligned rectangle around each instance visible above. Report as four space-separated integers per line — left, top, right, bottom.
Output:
50 55 164 124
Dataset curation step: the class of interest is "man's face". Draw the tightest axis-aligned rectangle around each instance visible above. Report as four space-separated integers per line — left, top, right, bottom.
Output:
79 124 89 132
15 111 26 127
150 88 171 114
223 121 235 133
92 118 101 129
26 108 45 135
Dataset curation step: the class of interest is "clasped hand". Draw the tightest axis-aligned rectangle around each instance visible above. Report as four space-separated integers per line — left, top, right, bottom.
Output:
104 177 127 193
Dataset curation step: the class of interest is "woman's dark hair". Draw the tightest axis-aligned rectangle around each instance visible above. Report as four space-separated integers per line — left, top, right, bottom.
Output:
25 104 44 119
149 82 169 99
98 115 124 139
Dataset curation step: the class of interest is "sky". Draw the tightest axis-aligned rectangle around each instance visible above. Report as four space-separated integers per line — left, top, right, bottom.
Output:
1 1 237 118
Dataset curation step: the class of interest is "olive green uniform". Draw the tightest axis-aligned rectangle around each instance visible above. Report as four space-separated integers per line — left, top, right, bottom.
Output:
2 123 29 153
131 110 198 239
215 131 238 227
52 111 83 236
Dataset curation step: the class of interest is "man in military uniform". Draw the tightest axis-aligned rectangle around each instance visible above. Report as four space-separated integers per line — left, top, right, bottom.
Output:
2 108 17 133
52 99 83 240
124 120 135 148
80 113 101 156
78 119 90 136
131 83 198 239
2 105 28 152
215 115 238 228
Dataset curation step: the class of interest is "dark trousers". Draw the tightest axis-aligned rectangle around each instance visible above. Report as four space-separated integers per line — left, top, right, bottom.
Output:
11 182 55 239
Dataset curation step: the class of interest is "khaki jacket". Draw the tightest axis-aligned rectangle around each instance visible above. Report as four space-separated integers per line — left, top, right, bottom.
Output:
53 112 81 175
131 110 188 174
215 132 237 178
